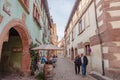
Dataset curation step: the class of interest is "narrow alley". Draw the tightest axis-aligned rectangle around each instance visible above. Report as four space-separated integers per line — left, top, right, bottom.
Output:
53 54 95 80
0 0 120 80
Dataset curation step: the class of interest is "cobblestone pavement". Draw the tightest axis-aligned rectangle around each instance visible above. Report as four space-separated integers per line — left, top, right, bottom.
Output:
53 54 96 80
0 73 36 80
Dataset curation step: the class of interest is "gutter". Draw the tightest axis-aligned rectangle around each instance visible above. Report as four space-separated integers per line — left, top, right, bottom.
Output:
93 0 105 75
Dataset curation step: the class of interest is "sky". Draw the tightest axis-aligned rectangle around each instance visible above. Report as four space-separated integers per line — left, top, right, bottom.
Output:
47 0 75 41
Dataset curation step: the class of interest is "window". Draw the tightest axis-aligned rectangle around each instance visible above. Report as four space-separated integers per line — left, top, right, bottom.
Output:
42 33 45 43
3 1 11 16
66 37 69 45
72 31 74 41
72 27 76 40
78 21 82 34
0 15 3 23
85 44 91 56
69 49 70 55
33 3 40 26
39 0 41 5
85 11 90 28
75 48 78 57
19 0 29 13
78 17 85 35
81 17 85 31
74 25 77 38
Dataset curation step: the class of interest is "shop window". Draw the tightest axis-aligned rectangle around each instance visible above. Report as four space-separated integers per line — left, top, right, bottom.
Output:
19 0 29 13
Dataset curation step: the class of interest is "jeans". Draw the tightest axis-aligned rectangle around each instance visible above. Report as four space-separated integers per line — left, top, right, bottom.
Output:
81 64 87 76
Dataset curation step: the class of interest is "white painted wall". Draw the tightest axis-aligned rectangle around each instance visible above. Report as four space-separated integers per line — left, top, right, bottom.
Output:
70 2 103 73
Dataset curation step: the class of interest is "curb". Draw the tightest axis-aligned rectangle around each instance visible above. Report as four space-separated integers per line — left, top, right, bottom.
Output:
89 71 113 80
88 74 97 80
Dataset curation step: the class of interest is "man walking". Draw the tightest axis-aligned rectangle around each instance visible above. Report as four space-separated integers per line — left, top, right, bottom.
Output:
81 54 88 77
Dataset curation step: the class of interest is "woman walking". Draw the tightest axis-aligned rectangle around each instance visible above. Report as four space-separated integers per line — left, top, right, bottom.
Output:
74 55 81 74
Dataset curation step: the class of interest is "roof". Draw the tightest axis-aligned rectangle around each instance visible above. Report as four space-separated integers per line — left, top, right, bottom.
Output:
42 0 52 28
65 0 81 32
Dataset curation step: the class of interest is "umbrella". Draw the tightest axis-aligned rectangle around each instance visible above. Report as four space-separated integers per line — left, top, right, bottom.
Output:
31 44 64 64
31 44 64 50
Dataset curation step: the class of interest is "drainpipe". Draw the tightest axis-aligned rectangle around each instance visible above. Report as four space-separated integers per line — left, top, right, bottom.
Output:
93 0 105 75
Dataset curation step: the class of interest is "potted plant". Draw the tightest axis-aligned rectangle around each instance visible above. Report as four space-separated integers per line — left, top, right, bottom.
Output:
30 43 38 75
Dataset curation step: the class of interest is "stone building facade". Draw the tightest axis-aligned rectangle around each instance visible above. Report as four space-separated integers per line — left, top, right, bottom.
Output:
58 38 65 55
50 17 58 56
0 0 52 75
64 0 120 79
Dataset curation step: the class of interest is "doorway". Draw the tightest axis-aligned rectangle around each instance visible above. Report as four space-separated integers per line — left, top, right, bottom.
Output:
0 28 22 75
75 48 78 57
71 48 74 60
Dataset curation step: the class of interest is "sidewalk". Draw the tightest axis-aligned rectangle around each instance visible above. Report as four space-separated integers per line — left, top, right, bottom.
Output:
53 54 96 80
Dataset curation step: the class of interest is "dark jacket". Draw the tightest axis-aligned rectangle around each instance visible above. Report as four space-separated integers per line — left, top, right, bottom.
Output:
74 57 81 65
83 56 88 65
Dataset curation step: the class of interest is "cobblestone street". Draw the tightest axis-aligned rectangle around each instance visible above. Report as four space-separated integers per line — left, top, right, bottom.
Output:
53 54 96 80
0 75 36 80
0 74 36 80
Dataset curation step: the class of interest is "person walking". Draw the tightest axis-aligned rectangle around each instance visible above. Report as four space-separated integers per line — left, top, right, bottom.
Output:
81 53 88 77
40 56 47 71
74 55 81 74
41 56 47 64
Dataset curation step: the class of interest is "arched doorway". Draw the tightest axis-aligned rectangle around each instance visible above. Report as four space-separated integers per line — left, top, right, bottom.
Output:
0 28 22 75
0 19 31 76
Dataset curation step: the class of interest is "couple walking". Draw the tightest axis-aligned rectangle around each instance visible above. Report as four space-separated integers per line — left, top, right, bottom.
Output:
74 54 88 77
